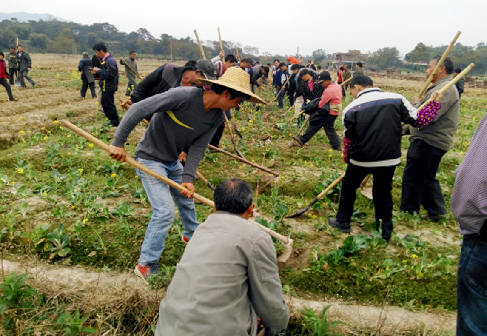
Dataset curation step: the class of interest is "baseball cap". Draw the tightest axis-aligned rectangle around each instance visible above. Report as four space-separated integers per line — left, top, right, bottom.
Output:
195 59 216 80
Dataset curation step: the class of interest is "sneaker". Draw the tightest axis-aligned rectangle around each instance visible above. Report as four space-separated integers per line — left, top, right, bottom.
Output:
181 235 190 245
32 82 36 87
328 218 351 233
134 262 160 283
9 98 18 102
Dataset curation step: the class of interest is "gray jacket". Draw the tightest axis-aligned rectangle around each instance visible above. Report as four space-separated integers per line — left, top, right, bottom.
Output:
120 57 138 79
156 212 289 336
17 52 32 71
407 76 460 151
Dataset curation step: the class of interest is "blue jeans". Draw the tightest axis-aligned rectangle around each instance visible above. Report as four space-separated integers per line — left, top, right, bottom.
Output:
135 158 199 266
277 89 286 108
457 234 487 335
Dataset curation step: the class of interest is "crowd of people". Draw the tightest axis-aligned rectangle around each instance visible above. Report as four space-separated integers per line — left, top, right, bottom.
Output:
1 41 484 336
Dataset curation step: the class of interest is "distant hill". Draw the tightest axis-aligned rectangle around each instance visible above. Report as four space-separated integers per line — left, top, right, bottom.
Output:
0 12 66 22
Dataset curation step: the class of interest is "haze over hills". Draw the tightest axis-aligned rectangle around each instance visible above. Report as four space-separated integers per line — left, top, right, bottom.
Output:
0 12 65 22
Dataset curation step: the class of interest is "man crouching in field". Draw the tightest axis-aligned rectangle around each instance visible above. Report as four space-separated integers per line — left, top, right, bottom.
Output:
155 178 289 336
108 68 266 282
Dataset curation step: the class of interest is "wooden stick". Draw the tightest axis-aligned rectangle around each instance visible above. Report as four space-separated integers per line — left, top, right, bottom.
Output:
142 119 150 126
60 120 292 252
295 117 309 137
340 76 353 87
218 27 223 51
418 31 461 98
120 58 142 80
194 30 206 59
207 144 279 176
418 63 475 110
230 110 242 138
223 111 246 159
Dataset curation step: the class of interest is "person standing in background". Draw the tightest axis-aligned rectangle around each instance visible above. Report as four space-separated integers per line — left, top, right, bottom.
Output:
0 52 17 101
120 50 138 96
8 47 17 85
17 45 35 88
91 42 120 127
92 51 103 109
78 52 96 99
453 68 464 98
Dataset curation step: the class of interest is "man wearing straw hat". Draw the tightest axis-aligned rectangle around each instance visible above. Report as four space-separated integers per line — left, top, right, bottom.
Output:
108 68 266 282
400 56 459 221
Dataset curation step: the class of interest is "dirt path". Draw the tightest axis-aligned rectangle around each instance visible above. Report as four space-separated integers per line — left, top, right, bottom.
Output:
2 259 456 334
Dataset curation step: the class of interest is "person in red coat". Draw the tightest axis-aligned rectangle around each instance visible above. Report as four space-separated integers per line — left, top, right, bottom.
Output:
0 52 17 101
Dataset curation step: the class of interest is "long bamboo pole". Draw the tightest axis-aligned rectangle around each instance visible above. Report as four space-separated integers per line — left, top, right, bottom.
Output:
60 120 292 254
194 30 206 59
418 31 461 98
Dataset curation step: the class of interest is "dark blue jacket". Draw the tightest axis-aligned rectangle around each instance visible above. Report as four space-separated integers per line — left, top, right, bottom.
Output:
78 57 94 81
96 53 119 92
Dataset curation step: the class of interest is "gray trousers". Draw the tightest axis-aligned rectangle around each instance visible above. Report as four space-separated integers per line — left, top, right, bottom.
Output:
19 70 35 87
125 77 138 96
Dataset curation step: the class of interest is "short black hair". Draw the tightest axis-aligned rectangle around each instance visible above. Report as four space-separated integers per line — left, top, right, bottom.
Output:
454 67 462 74
0 52 4 57
350 75 373 88
357 62 363 68
9 46 15 50
225 54 237 63
318 71 331 81
267 63 271 66
279 62 286 68
291 64 300 71
241 58 253 64
92 42 107 52
17 44 22 47
211 84 250 101
214 178 253 215
300 69 311 77
432 55 453 75
129 50 136 55
317 65 322 70
184 60 197 68
273 59 280 63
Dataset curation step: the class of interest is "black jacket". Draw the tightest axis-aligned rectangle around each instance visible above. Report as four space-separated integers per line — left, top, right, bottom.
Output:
343 88 417 165
96 54 119 92
78 58 94 83
300 73 324 101
130 63 192 103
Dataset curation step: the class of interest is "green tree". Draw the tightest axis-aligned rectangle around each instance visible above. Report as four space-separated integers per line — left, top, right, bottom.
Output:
312 49 327 62
29 33 49 50
368 47 401 70
409 42 428 63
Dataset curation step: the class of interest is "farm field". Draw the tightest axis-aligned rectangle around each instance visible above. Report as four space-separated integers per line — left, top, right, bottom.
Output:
0 54 486 335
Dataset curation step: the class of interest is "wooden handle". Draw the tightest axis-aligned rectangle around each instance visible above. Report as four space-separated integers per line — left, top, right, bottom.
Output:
218 27 223 51
61 120 290 246
61 120 214 206
207 145 279 176
340 76 353 87
418 63 475 111
418 31 461 98
296 117 309 137
121 58 141 80
316 173 346 200
360 174 371 189
194 30 206 59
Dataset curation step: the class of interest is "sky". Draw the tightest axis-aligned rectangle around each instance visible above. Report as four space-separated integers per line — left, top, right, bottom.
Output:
3 0 487 57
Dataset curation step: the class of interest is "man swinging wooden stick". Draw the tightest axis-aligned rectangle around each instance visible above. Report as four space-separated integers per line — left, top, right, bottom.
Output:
108 67 266 282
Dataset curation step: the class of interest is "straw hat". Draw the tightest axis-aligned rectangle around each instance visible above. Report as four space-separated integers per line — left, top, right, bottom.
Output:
198 67 267 105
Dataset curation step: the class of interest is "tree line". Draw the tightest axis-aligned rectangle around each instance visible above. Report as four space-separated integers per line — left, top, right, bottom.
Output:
1 18 486 74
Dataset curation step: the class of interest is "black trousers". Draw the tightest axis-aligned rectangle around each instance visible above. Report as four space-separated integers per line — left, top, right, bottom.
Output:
400 139 447 216
0 78 14 101
336 163 396 238
101 91 120 126
299 113 341 148
287 83 296 106
81 79 96 98
8 68 17 85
